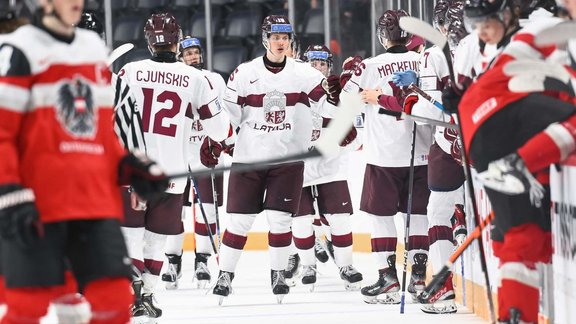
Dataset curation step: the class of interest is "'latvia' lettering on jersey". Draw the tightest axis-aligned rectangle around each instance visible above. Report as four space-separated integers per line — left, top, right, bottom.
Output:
0 26 125 222
459 17 565 153
343 50 432 168
223 57 329 164
119 59 227 193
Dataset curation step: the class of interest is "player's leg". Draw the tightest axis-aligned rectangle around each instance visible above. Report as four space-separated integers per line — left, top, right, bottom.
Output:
317 181 362 290
264 162 304 303
359 164 402 304
162 180 190 289
291 187 315 289
214 165 265 303
67 219 133 324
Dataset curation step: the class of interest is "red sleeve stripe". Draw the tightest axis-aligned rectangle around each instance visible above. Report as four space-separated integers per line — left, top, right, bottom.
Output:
0 76 33 89
33 64 111 85
308 82 326 102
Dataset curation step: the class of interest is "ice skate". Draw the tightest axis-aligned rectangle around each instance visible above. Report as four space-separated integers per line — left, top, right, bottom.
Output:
284 253 301 287
314 238 329 263
450 204 467 246
477 153 544 205
339 265 363 291
130 280 149 324
301 265 317 292
161 253 182 290
407 253 427 299
325 239 335 260
361 255 400 304
142 293 162 320
271 269 290 304
213 270 234 306
418 272 457 314
194 252 211 289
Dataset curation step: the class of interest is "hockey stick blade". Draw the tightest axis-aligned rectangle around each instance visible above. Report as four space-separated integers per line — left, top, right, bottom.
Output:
534 20 576 46
399 17 447 50
107 43 135 67
378 108 458 130
168 92 362 180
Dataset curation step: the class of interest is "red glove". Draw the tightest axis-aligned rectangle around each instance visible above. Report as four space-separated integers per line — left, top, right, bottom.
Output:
118 150 169 200
200 137 223 168
340 127 357 147
323 74 342 106
340 55 363 88
403 94 419 115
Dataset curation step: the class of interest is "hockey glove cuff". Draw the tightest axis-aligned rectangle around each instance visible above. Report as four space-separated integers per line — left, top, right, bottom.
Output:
340 126 357 147
0 184 43 249
322 74 342 106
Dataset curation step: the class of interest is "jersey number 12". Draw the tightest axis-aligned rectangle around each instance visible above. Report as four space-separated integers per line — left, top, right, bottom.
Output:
141 87 182 137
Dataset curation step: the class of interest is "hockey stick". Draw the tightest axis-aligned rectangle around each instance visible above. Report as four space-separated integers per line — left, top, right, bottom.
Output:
504 60 575 96
168 91 363 180
400 122 417 314
190 177 219 256
378 109 458 130
208 139 222 257
417 212 494 304
534 20 576 46
400 16 496 323
107 43 134 67
407 84 446 112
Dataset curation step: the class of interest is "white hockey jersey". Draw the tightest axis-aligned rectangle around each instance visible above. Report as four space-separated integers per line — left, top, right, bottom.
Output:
223 56 331 164
118 59 229 193
453 31 499 88
343 50 432 168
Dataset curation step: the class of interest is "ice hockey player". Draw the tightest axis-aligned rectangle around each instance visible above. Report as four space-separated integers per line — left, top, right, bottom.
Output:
341 9 433 304
0 0 170 323
161 36 230 290
115 13 230 321
453 1 576 323
290 44 363 291
392 0 468 314
210 14 341 305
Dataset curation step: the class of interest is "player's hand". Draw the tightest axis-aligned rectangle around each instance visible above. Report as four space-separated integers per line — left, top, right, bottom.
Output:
361 88 382 105
130 191 147 211
392 70 418 88
0 184 44 249
340 127 357 147
441 85 463 114
322 74 342 106
340 55 363 87
403 94 419 115
200 137 223 168
118 150 169 200
450 204 467 247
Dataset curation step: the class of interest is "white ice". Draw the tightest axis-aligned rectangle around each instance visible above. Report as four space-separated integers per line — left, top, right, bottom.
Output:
43 250 487 323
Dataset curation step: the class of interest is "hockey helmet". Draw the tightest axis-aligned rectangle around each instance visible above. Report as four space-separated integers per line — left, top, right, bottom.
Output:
463 0 518 32
303 44 333 76
519 0 557 17
447 18 469 50
144 13 181 49
179 36 203 69
77 11 104 35
433 0 451 29
261 15 294 50
377 9 410 47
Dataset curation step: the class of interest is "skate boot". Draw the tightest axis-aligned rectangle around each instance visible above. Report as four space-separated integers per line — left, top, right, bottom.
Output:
301 265 317 292
407 253 427 299
314 238 329 263
142 293 162 319
161 253 182 290
130 280 149 324
339 265 363 291
325 239 335 260
418 272 457 314
361 255 400 304
284 253 301 287
271 269 290 304
213 270 234 306
194 252 211 289
450 204 467 246
477 153 544 207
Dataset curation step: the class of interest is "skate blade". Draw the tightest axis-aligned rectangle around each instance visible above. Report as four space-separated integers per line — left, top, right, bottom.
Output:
130 315 150 324
165 281 178 290
196 279 209 289
217 296 226 306
303 283 315 292
363 292 401 304
275 294 287 304
344 281 362 291
420 300 457 314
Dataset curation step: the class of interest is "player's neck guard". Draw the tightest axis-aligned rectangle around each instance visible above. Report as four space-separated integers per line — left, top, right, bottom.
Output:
152 51 178 63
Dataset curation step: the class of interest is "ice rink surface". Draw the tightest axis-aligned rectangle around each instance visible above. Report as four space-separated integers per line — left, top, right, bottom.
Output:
42 251 487 324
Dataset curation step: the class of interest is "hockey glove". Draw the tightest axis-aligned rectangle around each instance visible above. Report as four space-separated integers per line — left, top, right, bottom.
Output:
441 85 462 114
392 70 418 88
450 204 467 247
200 137 223 168
322 74 342 106
0 184 43 249
340 55 363 88
118 151 169 201
403 93 419 115
443 127 463 165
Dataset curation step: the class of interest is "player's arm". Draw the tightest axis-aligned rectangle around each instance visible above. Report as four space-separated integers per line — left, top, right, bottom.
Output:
410 49 450 122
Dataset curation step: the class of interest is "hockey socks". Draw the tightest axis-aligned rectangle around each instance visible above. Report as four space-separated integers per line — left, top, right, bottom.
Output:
498 262 539 323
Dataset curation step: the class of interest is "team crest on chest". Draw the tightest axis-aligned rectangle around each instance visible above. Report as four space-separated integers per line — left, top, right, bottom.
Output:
192 120 204 131
311 111 322 141
56 76 97 139
263 90 287 124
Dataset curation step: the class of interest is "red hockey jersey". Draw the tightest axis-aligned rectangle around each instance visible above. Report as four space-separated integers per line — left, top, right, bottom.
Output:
0 25 126 222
